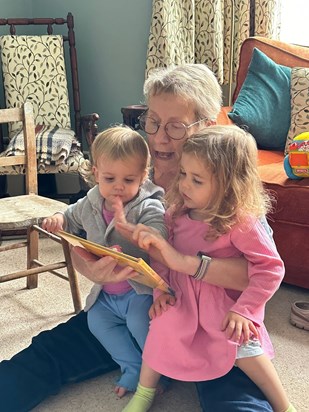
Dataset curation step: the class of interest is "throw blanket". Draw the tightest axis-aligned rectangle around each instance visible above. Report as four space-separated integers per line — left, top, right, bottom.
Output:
2 125 81 166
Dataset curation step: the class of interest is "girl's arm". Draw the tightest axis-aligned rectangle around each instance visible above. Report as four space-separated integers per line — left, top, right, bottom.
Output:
115 202 249 292
117 221 248 292
228 219 285 326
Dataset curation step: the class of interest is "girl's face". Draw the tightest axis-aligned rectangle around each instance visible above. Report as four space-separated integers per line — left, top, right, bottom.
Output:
178 152 214 219
93 155 146 211
147 93 203 175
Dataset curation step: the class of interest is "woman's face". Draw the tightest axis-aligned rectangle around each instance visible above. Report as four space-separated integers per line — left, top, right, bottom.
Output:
146 93 201 175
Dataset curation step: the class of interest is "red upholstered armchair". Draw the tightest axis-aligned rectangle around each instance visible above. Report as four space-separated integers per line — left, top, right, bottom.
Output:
218 37 309 289
121 37 309 290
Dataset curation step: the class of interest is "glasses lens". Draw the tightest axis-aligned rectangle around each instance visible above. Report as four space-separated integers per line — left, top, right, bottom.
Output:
139 116 159 134
166 122 186 140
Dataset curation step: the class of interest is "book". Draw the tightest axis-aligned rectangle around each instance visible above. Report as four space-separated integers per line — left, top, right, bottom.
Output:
57 230 174 295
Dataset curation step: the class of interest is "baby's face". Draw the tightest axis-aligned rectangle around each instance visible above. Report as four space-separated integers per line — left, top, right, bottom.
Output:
93 155 146 211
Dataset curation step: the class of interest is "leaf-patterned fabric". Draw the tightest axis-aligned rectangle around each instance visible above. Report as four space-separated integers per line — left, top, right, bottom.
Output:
0 35 86 175
285 67 309 154
146 0 281 85
0 35 71 137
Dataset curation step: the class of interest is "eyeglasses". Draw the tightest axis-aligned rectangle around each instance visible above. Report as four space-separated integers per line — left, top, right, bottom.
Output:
139 114 209 141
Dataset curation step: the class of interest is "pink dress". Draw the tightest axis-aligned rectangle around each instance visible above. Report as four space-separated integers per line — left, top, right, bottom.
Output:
142 212 284 381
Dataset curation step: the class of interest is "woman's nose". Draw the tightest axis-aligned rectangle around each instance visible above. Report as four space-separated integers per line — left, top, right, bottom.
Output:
152 124 170 143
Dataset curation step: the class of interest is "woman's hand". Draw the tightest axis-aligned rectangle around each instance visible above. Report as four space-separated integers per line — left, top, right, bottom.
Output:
71 246 138 284
221 311 258 344
149 292 176 319
42 213 64 233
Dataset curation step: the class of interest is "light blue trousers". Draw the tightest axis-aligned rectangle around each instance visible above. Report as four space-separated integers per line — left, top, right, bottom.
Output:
87 289 152 391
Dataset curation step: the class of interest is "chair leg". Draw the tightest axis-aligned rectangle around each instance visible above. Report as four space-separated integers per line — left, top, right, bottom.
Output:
27 225 39 289
61 239 82 313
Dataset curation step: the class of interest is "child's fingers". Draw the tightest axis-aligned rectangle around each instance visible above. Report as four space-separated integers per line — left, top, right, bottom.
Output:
42 218 60 233
168 295 176 306
233 321 244 343
224 320 236 339
113 197 127 224
152 299 166 317
241 323 251 344
137 231 156 250
249 322 259 339
149 305 156 320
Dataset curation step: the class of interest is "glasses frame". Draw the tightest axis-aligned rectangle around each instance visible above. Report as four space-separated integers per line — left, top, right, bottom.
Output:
138 112 209 141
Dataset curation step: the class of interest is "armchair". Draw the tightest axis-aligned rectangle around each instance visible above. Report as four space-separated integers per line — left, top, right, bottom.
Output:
218 37 309 289
0 12 98 203
121 38 309 289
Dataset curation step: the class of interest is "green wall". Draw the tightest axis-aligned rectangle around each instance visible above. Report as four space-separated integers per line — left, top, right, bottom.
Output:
0 1 32 16
1 0 152 131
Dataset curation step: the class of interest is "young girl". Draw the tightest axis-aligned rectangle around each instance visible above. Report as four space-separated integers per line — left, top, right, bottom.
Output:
42 126 167 398
121 125 296 412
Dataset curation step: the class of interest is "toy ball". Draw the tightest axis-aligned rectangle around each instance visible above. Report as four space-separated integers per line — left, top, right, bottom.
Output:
284 132 309 179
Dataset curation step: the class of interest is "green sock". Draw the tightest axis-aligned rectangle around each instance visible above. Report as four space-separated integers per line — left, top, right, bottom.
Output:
285 404 297 412
122 383 156 412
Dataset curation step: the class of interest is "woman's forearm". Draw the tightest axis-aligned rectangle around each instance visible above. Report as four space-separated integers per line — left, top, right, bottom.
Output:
180 255 249 292
203 257 248 291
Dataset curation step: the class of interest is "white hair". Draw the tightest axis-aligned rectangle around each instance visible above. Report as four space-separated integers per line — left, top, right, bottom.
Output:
143 64 222 121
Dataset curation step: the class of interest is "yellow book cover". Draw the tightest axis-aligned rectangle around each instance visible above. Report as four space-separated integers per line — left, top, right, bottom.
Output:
57 230 174 295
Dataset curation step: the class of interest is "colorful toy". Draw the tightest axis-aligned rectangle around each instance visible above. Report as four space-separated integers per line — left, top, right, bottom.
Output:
284 132 309 179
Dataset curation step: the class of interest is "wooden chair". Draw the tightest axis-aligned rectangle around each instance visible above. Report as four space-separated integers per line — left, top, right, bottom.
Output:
0 12 98 203
0 102 82 313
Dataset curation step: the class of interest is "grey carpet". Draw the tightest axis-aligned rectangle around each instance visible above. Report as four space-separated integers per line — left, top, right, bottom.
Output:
1 238 308 411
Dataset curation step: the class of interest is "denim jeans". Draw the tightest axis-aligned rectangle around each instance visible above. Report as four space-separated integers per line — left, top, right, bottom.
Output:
196 366 272 411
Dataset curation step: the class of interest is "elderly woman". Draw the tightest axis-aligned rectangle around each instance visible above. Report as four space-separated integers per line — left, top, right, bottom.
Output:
0 64 272 412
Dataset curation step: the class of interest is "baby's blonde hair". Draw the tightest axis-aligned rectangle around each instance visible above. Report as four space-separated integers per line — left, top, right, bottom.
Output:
166 125 273 238
83 126 150 185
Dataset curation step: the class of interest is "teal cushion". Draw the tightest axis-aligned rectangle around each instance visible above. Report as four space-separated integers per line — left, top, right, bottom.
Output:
228 48 291 150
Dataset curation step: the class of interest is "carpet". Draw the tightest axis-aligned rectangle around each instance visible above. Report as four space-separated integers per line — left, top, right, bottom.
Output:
0 238 308 411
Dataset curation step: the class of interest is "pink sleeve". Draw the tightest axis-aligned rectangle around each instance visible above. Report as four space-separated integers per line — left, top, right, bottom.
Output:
229 218 285 326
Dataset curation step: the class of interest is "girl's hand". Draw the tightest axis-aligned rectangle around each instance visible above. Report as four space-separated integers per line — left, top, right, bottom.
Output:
132 224 166 251
42 213 65 233
114 198 162 246
114 198 197 274
221 311 258 344
149 293 176 319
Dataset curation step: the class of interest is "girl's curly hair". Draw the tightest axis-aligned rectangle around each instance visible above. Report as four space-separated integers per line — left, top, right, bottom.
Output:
165 125 274 238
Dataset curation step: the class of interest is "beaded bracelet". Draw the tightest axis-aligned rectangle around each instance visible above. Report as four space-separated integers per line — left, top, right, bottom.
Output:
193 252 212 281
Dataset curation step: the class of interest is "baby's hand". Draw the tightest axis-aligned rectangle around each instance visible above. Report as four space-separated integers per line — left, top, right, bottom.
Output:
113 197 126 224
221 311 258 344
149 292 176 319
42 213 65 233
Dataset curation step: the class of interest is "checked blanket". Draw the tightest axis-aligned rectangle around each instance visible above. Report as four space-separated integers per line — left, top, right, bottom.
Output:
2 125 81 166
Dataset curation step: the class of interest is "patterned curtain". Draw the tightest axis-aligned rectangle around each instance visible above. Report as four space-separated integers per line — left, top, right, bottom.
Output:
146 0 281 85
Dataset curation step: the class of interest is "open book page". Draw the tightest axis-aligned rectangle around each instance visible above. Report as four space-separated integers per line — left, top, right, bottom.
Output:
57 230 174 295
